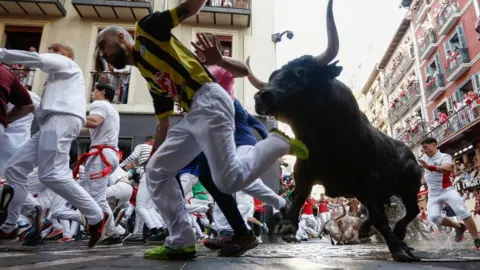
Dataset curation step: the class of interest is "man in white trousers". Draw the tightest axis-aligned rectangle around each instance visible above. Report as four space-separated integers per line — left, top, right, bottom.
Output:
96 0 307 260
71 83 122 246
0 44 109 248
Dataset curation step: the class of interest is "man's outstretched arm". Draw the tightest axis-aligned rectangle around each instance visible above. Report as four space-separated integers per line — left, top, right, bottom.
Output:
0 49 71 73
176 0 208 22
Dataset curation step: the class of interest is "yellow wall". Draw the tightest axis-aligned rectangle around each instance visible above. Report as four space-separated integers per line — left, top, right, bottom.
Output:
0 0 276 115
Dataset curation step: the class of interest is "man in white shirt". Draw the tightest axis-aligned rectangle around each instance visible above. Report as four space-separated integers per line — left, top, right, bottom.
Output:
73 83 122 246
419 137 480 248
0 43 109 247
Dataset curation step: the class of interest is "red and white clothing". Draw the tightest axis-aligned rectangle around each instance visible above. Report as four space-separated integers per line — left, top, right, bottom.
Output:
421 151 471 224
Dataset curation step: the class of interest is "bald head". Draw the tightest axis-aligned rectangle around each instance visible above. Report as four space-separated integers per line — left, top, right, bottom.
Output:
48 42 74 60
96 26 135 70
97 26 133 50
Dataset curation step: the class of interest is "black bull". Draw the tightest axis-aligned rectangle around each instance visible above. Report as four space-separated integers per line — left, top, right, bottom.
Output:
246 0 422 263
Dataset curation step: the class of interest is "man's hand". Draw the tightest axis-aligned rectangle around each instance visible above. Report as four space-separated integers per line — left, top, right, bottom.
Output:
418 159 428 169
191 33 222 66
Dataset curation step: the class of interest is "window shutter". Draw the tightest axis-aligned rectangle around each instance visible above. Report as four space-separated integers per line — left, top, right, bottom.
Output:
473 73 480 91
447 97 454 112
434 54 443 74
457 26 468 48
455 89 463 102
433 108 439 119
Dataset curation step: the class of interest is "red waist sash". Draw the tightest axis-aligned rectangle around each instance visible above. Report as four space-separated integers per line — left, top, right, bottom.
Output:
73 145 122 180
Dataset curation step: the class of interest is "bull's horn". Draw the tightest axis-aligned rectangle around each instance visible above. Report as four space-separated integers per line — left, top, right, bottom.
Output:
245 56 267 90
315 0 339 66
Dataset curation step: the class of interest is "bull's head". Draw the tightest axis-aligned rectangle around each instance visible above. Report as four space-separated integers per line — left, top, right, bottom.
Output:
248 0 342 124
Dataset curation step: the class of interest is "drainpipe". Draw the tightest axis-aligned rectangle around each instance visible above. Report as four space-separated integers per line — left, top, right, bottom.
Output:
410 19 429 123
164 0 168 10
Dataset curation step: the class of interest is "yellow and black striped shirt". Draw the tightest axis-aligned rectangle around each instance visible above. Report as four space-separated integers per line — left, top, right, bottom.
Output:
134 8 215 119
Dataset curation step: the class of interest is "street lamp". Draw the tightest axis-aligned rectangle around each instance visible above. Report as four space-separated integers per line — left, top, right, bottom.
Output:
271 30 294 44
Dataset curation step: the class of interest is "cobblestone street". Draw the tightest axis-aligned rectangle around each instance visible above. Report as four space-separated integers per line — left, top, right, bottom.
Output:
1 233 480 269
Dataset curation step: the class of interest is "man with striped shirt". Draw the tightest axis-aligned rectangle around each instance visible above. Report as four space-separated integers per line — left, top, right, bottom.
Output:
95 0 308 260
120 137 153 170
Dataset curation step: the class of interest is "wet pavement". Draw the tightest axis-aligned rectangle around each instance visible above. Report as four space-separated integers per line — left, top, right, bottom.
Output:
0 233 480 269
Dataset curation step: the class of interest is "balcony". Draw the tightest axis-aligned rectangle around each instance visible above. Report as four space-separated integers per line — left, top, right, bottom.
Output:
436 1 461 36
368 97 375 109
406 82 421 106
419 30 438 60
423 101 480 146
90 70 131 104
179 0 251 28
72 0 152 20
0 0 66 16
406 121 428 146
425 73 446 102
391 54 415 85
445 48 470 81
383 77 395 95
415 0 430 23
388 108 399 124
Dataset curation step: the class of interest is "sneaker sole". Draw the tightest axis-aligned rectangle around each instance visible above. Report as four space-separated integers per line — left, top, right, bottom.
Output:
203 242 223 250
144 252 197 260
217 239 259 257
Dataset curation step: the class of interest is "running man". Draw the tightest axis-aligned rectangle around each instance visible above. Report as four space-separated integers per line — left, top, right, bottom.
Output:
95 0 307 260
419 137 480 248
0 44 109 247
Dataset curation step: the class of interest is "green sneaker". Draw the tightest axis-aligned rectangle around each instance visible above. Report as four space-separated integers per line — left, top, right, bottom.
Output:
271 128 309 160
144 245 197 260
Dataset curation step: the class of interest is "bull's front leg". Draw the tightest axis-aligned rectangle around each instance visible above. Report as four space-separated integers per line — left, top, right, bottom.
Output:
274 160 313 242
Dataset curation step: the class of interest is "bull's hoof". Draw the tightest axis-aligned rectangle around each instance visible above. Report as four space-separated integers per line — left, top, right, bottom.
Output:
281 235 299 243
274 220 297 236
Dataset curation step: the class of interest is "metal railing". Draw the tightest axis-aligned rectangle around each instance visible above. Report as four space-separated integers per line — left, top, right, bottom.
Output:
179 0 250 9
436 0 460 32
91 71 131 104
419 30 437 57
406 82 420 105
396 121 428 146
445 47 470 79
425 73 446 98
423 100 480 145
7 67 36 90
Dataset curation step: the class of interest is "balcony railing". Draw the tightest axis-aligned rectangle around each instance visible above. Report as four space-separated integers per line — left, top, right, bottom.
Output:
423 101 480 145
402 121 428 146
388 108 398 123
415 0 430 23
383 77 395 95
91 71 131 104
178 0 251 27
436 0 461 36
72 0 152 20
419 30 438 59
406 82 421 106
425 73 446 101
7 67 36 90
391 53 414 85
445 47 470 81
0 0 66 16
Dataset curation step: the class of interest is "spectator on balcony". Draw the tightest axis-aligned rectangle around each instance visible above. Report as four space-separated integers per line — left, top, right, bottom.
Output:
438 111 448 124
407 74 417 87
22 47 37 90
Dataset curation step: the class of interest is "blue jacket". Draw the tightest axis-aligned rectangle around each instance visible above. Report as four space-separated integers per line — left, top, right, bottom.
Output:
234 99 268 146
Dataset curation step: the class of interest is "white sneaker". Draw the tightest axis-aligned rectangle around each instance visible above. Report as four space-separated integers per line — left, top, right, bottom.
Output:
256 236 263 243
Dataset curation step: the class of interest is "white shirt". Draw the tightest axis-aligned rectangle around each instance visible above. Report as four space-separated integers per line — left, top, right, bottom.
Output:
0 49 86 125
5 91 40 147
109 167 128 186
420 151 453 195
89 100 119 147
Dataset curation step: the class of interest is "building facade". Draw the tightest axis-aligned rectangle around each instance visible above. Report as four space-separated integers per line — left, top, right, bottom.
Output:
359 0 480 162
0 0 277 155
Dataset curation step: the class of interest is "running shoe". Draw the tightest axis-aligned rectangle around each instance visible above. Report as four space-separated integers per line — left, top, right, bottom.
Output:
455 223 467 242
0 185 14 226
204 232 233 250
98 236 123 247
46 229 63 240
0 228 18 243
144 245 197 260
217 230 259 257
270 128 309 160
474 238 480 249
57 237 73 243
147 228 168 245
88 212 111 248
260 223 269 234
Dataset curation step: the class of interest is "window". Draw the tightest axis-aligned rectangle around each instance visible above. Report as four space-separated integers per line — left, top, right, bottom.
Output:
455 79 474 102
444 26 467 56
472 73 480 92
2 26 42 90
433 101 448 119
424 54 444 82
193 32 233 58
91 29 135 104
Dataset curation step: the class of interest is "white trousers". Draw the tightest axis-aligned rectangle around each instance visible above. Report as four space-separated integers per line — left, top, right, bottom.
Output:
3 115 103 229
214 191 255 232
146 83 290 249
0 127 17 178
78 148 120 237
106 182 133 209
136 175 164 230
427 188 471 225
301 214 318 232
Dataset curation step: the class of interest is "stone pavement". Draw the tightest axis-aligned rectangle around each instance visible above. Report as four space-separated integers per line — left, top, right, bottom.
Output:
0 233 480 270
